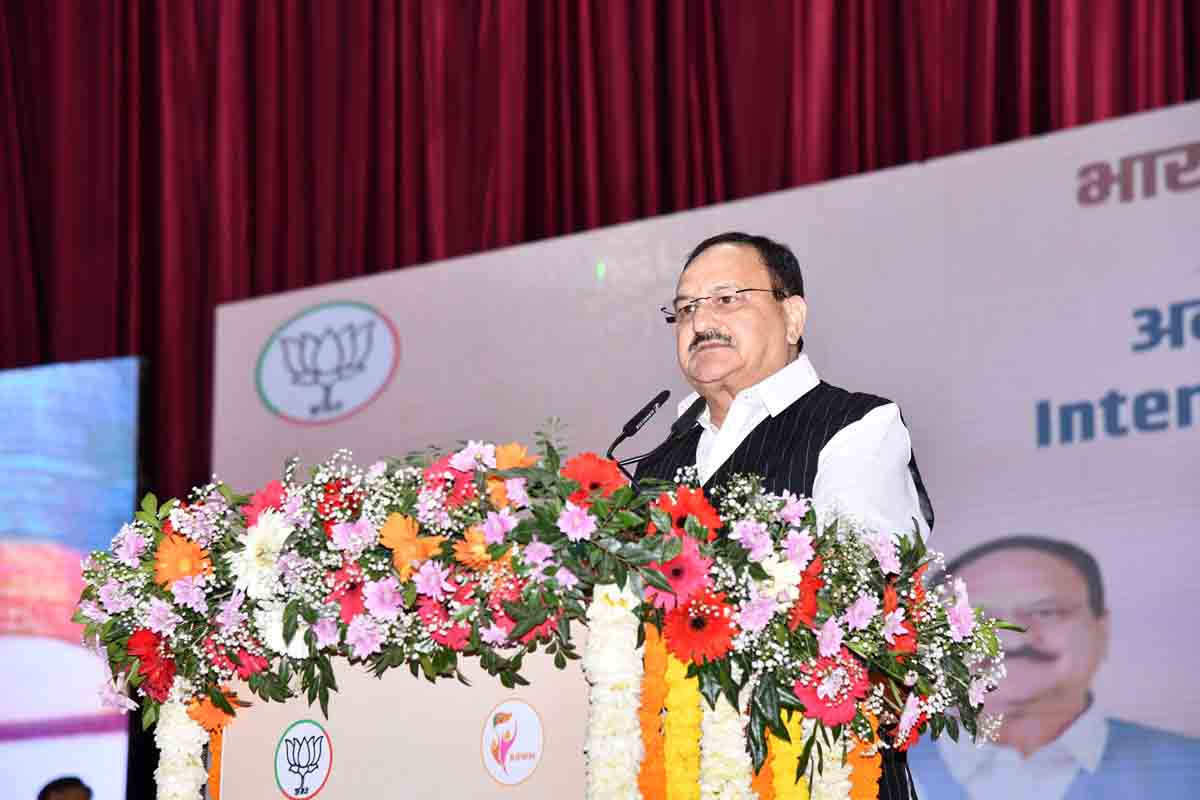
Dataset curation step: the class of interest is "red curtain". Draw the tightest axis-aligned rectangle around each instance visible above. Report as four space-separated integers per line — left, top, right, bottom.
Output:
2 0 1198 499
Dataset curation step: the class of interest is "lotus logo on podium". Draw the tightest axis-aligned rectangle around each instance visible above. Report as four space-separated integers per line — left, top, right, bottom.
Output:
256 301 400 426
274 719 333 799
482 699 544 786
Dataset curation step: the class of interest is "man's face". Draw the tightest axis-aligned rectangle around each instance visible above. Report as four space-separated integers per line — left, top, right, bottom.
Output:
673 244 806 396
958 548 1109 716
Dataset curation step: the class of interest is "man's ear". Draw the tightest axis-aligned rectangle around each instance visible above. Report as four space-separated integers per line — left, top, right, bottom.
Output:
783 295 807 346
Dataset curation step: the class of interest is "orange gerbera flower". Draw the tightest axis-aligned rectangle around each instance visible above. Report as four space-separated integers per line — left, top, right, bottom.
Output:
560 452 626 506
154 533 212 588
187 689 242 733
647 486 723 541
378 513 445 581
453 526 495 571
487 442 538 507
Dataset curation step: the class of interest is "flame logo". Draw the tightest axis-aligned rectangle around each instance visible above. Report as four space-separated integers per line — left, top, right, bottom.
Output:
488 712 518 774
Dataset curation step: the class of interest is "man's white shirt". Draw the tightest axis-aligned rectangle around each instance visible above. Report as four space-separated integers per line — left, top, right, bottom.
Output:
927 701 1108 800
678 354 929 540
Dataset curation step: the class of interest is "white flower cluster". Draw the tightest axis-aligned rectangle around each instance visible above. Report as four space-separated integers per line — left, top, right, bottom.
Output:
802 719 853 800
153 699 208 800
583 583 644 800
698 694 755 800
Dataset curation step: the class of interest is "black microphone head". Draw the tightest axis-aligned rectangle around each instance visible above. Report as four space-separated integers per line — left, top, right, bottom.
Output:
622 389 671 438
670 396 707 437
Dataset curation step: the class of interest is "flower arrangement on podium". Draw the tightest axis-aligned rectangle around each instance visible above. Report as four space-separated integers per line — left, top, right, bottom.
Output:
76 434 1011 800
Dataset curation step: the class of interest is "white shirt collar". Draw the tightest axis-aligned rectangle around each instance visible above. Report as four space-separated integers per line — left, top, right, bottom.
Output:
676 354 822 428
938 698 1109 780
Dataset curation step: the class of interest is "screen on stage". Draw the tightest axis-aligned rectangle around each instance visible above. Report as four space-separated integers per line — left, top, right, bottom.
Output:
0 357 140 799
212 102 1199 798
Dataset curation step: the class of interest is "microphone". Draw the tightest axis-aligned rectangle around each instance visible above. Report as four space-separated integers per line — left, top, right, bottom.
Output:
623 389 671 438
606 390 671 464
669 396 706 438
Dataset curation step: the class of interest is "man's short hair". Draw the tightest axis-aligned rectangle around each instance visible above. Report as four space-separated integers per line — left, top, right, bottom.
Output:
684 232 806 299
38 777 92 800
945 535 1106 617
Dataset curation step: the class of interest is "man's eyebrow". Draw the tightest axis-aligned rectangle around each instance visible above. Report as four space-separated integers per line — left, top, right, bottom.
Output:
673 282 741 303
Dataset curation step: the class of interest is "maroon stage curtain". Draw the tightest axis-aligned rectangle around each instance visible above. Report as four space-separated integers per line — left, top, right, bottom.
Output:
2 0 1198 500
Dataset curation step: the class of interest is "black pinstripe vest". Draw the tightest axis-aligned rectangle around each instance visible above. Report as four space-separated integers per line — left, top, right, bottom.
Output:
635 380 934 531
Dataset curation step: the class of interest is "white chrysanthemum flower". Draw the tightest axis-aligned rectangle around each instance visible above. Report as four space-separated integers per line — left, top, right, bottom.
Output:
154 700 209 800
255 600 310 659
760 552 802 603
699 694 756 800
584 583 644 800
226 509 293 599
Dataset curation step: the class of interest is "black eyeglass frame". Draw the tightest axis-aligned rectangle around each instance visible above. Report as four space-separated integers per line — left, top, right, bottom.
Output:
659 287 788 324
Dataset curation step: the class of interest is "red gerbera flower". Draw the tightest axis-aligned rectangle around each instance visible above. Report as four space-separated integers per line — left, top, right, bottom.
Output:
646 535 713 610
909 563 930 622
646 486 722 541
326 560 366 624
888 627 919 660
240 480 286 527
663 589 738 664
787 556 825 630
417 597 472 651
560 453 626 506
423 455 477 507
127 628 176 702
792 646 870 726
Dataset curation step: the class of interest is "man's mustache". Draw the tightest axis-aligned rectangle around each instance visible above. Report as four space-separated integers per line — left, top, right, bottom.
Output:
1005 645 1057 663
690 330 734 352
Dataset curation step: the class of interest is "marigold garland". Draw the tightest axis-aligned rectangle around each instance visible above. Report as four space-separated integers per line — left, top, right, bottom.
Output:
639 624 668 800
845 717 882 800
207 730 222 800
663 653 701 800
771 713 811 800
750 730 775 800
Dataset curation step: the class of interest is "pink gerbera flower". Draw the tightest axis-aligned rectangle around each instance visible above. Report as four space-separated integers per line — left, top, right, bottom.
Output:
792 647 870 726
646 535 713 610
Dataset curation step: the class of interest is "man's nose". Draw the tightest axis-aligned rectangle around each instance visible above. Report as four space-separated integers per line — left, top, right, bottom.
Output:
690 299 720 329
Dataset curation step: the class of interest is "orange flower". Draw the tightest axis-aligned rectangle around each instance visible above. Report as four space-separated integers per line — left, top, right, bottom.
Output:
154 533 212 588
378 513 445 581
847 716 883 800
454 526 497 571
647 486 723 541
638 624 668 800
488 442 538 507
187 689 241 733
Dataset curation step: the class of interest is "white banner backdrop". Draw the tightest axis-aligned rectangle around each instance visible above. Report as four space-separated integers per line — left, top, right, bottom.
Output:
213 102 1200 798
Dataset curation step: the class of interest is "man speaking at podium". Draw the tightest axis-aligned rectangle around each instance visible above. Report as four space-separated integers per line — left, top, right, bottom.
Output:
635 232 934 800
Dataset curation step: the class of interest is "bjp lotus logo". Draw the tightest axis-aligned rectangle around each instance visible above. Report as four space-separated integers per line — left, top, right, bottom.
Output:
256 301 399 426
274 719 333 799
482 700 543 786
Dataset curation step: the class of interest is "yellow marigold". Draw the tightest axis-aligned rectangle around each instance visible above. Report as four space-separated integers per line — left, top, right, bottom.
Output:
663 653 701 800
154 533 211 588
378 513 445 581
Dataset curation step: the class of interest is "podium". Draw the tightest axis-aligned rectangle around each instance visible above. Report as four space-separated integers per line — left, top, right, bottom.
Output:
222 629 591 799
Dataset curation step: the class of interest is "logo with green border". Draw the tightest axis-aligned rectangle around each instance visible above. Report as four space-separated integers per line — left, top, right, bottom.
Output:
275 718 333 798
256 301 399 426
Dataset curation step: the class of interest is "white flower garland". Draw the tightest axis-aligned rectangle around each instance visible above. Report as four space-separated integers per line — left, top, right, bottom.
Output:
699 693 755 800
800 719 854 800
583 583 645 800
153 698 208 800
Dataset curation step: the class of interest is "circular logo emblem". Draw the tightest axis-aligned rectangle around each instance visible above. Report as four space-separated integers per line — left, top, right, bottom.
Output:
274 719 333 798
256 301 399 426
481 699 544 786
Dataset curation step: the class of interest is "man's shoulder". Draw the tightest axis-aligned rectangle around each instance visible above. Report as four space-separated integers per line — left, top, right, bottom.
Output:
1103 717 1200 758
798 380 893 422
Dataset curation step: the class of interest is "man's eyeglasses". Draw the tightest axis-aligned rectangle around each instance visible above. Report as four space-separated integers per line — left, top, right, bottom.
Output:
660 287 787 325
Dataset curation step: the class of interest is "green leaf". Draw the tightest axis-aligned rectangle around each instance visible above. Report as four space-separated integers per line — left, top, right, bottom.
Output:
609 486 636 507
747 706 768 772
141 701 159 730
141 494 159 514
135 510 158 527
639 567 675 594
695 665 722 710
796 728 818 780
946 716 960 742
683 516 709 541
207 687 236 716
659 535 683 562
649 507 673 534
508 611 548 642
283 600 301 645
